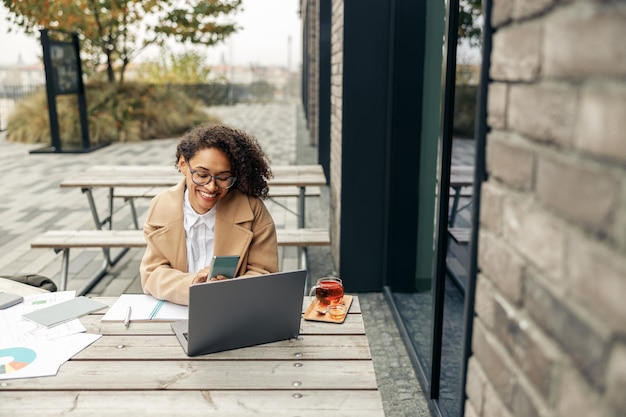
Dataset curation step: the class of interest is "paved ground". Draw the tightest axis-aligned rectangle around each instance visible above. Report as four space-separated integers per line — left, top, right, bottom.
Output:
0 101 431 416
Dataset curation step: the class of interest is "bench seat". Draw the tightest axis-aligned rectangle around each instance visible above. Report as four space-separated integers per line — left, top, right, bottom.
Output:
447 227 470 245
30 228 331 294
31 230 147 249
31 228 331 249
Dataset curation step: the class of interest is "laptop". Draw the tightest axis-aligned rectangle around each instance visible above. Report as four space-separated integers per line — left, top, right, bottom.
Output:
171 269 307 356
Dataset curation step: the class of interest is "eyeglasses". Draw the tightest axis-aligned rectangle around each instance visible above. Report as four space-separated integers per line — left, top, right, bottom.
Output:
186 161 237 189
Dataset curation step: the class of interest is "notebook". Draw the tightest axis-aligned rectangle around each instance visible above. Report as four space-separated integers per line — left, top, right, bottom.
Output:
101 294 188 322
22 296 107 328
171 269 307 356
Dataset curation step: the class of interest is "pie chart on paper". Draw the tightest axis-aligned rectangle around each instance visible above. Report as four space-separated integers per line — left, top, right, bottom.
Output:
0 347 37 374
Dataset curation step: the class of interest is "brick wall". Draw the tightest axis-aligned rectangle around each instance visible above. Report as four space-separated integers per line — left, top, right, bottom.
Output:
329 0 343 264
467 1 626 416
306 0 320 145
303 0 320 147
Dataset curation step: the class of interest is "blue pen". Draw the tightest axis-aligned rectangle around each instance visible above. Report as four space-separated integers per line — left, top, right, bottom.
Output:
149 300 165 320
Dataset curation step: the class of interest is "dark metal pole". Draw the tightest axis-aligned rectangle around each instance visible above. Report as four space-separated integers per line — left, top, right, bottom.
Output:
459 0 493 414
430 0 460 399
72 33 91 150
382 0 397 288
39 29 62 152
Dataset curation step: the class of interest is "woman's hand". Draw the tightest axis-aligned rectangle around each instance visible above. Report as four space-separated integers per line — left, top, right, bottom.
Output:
193 268 228 283
192 271 209 284
194 264 230 283
209 274 229 281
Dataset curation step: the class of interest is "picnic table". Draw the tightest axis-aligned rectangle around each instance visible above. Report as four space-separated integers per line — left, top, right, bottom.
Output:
449 165 474 227
49 164 329 293
61 164 328 230
0 295 385 417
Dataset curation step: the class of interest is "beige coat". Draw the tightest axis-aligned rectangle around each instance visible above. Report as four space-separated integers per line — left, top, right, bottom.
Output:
140 179 279 305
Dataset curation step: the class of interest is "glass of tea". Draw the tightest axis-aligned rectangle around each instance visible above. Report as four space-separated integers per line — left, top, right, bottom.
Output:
328 303 347 320
309 277 344 313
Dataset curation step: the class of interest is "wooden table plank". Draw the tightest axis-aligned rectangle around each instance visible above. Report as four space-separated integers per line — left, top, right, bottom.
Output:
91 296 363 313
73 334 372 360
115 185 322 199
30 228 331 248
30 230 147 248
60 164 328 188
3 360 378 390
0 391 385 417
79 313 367 335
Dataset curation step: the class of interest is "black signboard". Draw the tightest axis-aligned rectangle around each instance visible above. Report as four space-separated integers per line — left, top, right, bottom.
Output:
31 29 108 153
50 41 80 95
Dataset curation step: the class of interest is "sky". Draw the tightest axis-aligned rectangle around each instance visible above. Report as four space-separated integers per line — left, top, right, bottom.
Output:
0 1 303 69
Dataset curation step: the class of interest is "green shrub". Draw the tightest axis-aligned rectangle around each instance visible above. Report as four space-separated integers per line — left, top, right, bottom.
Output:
453 84 478 138
6 82 219 146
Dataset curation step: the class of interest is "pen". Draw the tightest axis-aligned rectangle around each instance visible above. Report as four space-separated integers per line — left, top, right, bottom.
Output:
124 306 132 327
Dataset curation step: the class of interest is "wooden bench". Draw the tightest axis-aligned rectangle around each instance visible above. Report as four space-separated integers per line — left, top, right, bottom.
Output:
31 228 331 294
448 227 470 245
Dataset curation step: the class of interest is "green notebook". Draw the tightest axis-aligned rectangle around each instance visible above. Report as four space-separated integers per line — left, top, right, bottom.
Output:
22 296 107 327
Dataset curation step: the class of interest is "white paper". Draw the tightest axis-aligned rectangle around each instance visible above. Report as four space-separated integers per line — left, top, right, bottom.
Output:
0 291 101 380
0 333 101 379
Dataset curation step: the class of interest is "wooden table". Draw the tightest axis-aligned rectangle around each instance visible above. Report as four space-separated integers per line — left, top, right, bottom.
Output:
0 296 385 417
449 165 474 227
61 164 328 230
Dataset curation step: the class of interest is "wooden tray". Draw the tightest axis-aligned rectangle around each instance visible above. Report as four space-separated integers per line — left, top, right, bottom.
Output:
303 295 353 324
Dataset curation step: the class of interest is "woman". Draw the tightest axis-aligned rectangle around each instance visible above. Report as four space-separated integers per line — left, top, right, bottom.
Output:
140 124 279 305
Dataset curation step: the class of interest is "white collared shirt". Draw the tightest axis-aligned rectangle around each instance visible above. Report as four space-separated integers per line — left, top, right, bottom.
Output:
183 188 216 273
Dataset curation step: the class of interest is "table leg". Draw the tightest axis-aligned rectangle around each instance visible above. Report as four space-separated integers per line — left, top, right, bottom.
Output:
76 187 129 294
449 186 461 227
128 199 140 229
267 198 298 216
107 187 114 229
76 258 110 296
82 188 104 229
59 248 70 292
298 187 306 228
298 186 305 269
84 187 114 265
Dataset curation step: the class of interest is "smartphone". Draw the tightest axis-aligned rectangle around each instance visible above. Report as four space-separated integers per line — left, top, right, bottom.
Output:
209 255 240 279
0 292 24 309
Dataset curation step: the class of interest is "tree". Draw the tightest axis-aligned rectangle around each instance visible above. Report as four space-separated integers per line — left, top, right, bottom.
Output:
2 0 242 84
459 0 482 48
138 49 214 84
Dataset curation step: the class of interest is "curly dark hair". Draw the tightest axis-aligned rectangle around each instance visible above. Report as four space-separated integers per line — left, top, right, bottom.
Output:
175 124 273 199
